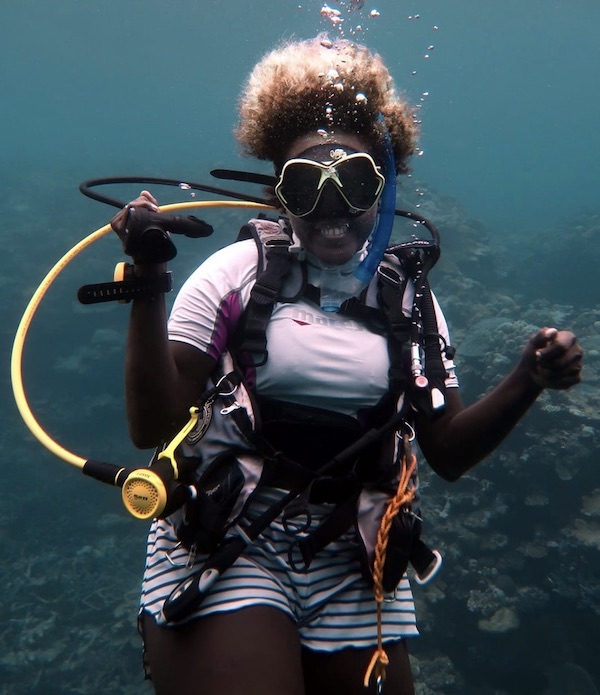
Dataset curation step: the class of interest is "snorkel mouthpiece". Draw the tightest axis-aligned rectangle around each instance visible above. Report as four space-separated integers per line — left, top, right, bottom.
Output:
320 264 359 312
353 114 396 286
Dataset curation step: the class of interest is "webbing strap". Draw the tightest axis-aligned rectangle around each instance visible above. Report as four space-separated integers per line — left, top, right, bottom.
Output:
287 491 358 572
236 242 294 366
377 260 411 396
77 272 172 304
421 281 450 387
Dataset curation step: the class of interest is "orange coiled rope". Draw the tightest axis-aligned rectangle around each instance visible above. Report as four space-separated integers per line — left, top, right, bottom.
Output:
364 433 417 691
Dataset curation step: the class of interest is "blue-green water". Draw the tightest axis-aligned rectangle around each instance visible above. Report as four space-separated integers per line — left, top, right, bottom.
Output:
2 1 599 693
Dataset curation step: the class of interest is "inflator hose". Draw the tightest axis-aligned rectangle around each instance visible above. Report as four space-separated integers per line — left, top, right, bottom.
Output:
11 200 270 470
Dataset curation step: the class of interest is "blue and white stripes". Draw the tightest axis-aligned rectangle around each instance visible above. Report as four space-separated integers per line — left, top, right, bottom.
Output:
141 488 419 651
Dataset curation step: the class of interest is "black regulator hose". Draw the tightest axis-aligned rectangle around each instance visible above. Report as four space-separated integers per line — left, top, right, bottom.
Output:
12 172 441 521
80 176 270 208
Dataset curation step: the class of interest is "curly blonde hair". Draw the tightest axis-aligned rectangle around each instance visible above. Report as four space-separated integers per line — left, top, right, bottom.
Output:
236 34 419 174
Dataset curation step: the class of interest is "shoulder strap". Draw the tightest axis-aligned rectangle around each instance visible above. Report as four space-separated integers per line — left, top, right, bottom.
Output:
376 254 412 397
233 217 296 367
236 215 293 272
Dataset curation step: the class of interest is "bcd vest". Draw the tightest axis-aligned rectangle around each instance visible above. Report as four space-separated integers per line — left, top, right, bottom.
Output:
160 216 449 623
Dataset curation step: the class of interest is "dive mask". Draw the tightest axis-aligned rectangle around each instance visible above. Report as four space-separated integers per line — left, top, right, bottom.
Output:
275 152 385 218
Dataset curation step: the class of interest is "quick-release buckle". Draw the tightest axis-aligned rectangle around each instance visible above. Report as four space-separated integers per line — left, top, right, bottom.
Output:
238 338 269 367
253 282 280 303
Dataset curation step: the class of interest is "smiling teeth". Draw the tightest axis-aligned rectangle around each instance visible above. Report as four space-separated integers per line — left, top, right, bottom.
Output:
319 225 348 238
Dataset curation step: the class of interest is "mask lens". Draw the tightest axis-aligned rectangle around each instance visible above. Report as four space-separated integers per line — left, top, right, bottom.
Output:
336 156 383 210
276 162 323 216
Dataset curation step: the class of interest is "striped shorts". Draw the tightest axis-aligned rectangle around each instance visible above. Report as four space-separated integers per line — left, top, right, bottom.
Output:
140 488 419 651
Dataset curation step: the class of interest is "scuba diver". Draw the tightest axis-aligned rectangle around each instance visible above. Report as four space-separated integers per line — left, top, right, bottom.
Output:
108 35 583 695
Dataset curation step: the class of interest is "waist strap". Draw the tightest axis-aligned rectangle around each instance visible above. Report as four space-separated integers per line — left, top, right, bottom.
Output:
257 397 363 470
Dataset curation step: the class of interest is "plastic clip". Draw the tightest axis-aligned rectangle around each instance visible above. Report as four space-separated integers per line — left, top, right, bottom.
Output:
414 549 443 586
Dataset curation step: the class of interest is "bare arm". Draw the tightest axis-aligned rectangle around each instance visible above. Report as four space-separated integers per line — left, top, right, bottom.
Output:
113 192 216 448
124 272 216 448
414 327 583 481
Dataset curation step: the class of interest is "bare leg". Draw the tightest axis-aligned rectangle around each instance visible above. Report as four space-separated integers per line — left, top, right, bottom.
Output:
302 640 415 695
141 607 305 695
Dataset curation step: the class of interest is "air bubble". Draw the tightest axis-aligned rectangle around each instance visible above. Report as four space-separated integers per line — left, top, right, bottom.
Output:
321 4 343 24
369 9 380 18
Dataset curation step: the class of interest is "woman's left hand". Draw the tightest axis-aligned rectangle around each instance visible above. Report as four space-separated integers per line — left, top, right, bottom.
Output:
523 327 583 390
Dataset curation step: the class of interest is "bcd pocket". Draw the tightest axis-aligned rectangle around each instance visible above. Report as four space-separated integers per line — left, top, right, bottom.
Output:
380 510 419 593
176 454 245 553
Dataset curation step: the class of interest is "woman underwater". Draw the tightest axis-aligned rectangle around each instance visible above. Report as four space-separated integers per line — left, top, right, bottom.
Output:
111 35 583 695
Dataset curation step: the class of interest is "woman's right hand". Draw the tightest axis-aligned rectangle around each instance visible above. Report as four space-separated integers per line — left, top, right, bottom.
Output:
109 190 177 266
110 189 160 236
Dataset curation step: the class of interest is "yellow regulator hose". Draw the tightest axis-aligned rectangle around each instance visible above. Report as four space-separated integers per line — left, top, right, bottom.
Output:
11 200 270 469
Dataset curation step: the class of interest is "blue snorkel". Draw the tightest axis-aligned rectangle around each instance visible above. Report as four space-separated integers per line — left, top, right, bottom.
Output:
354 114 396 286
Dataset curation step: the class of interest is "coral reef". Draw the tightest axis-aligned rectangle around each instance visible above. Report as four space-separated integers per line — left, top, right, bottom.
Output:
405 190 600 693
4 181 599 692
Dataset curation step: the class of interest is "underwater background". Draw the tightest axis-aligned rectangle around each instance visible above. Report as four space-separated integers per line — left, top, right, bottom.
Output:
2 1 599 693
